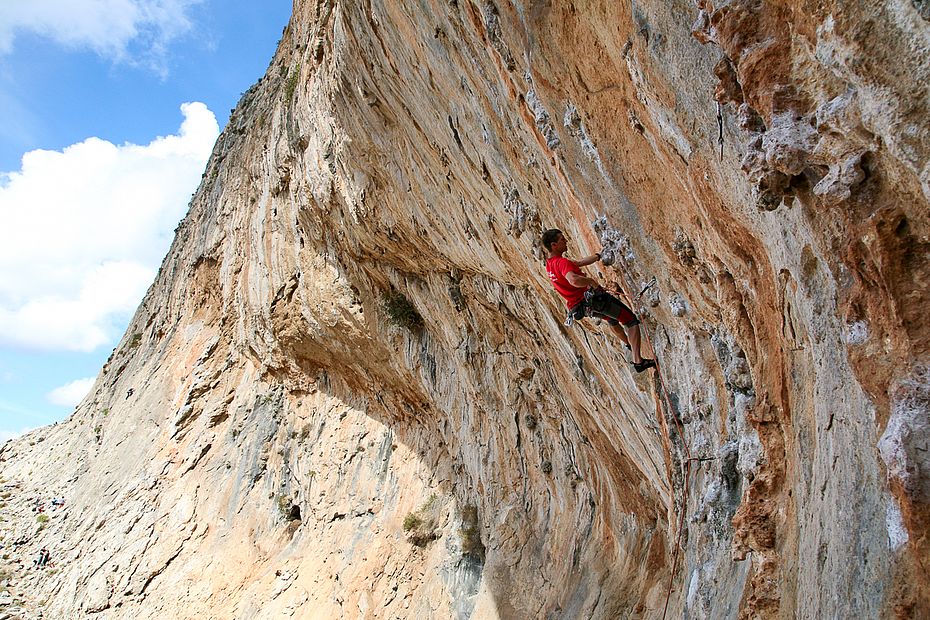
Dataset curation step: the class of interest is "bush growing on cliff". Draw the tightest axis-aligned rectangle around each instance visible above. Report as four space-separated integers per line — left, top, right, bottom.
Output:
277 495 291 519
402 513 422 531
383 291 423 331
285 62 301 100
460 504 485 562
403 494 442 547
277 496 301 522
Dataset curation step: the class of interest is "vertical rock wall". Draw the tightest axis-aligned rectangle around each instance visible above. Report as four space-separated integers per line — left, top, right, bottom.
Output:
0 0 927 618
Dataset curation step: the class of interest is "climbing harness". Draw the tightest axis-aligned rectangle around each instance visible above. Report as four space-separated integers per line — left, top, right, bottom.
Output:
563 289 614 327
564 303 585 327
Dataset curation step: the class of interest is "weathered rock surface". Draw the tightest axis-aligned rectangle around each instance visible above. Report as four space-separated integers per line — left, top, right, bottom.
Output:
1 0 928 617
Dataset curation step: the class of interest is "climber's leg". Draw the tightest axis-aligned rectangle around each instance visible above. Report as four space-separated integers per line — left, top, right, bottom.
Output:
608 322 631 349
625 323 643 364
591 292 655 372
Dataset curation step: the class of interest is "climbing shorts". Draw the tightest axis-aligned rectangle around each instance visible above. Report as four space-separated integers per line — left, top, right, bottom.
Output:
567 290 639 328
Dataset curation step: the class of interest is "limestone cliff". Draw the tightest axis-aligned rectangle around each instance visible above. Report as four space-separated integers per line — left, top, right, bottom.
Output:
1 0 928 618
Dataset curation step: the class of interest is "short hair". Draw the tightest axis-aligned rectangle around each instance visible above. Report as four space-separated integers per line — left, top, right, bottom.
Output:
541 228 563 251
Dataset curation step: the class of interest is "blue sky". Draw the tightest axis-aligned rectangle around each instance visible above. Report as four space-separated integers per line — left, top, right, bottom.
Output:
0 1 292 440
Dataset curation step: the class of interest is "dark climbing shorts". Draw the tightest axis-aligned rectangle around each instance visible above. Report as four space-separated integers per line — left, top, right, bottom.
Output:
568 290 639 327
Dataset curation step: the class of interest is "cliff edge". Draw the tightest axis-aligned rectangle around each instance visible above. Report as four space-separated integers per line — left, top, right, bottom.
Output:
1 0 928 617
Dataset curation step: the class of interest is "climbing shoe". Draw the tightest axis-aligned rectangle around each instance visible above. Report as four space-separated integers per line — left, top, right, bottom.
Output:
633 359 656 373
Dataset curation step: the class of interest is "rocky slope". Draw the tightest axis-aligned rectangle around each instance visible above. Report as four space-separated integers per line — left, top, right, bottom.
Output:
1 0 928 617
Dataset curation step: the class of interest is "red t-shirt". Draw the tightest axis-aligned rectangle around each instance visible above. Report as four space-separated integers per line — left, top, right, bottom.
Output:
546 256 587 308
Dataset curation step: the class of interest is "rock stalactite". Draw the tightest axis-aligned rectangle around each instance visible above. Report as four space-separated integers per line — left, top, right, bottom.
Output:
1 0 927 618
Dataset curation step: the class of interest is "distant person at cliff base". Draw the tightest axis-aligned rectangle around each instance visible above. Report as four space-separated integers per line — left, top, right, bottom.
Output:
542 228 656 373
34 548 50 568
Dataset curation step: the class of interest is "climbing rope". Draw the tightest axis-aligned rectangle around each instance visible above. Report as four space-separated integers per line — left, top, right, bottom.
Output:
654 360 693 620
602 271 697 618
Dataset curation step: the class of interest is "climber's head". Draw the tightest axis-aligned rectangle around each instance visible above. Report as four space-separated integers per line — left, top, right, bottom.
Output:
541 228 566 254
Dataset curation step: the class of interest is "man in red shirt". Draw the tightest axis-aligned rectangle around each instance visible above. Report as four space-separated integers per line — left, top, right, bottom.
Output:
542 228 656 373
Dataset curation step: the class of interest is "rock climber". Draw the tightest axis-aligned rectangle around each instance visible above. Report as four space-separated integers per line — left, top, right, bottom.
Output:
34 547 50 567
542 228 656 373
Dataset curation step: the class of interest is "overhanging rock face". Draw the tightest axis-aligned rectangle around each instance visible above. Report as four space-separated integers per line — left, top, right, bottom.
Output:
1 0 928 618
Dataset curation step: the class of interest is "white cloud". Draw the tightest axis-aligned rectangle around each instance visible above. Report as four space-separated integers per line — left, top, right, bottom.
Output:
0 101 218 352
0 0 203 67
47 377 95 407
0 428 32 443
